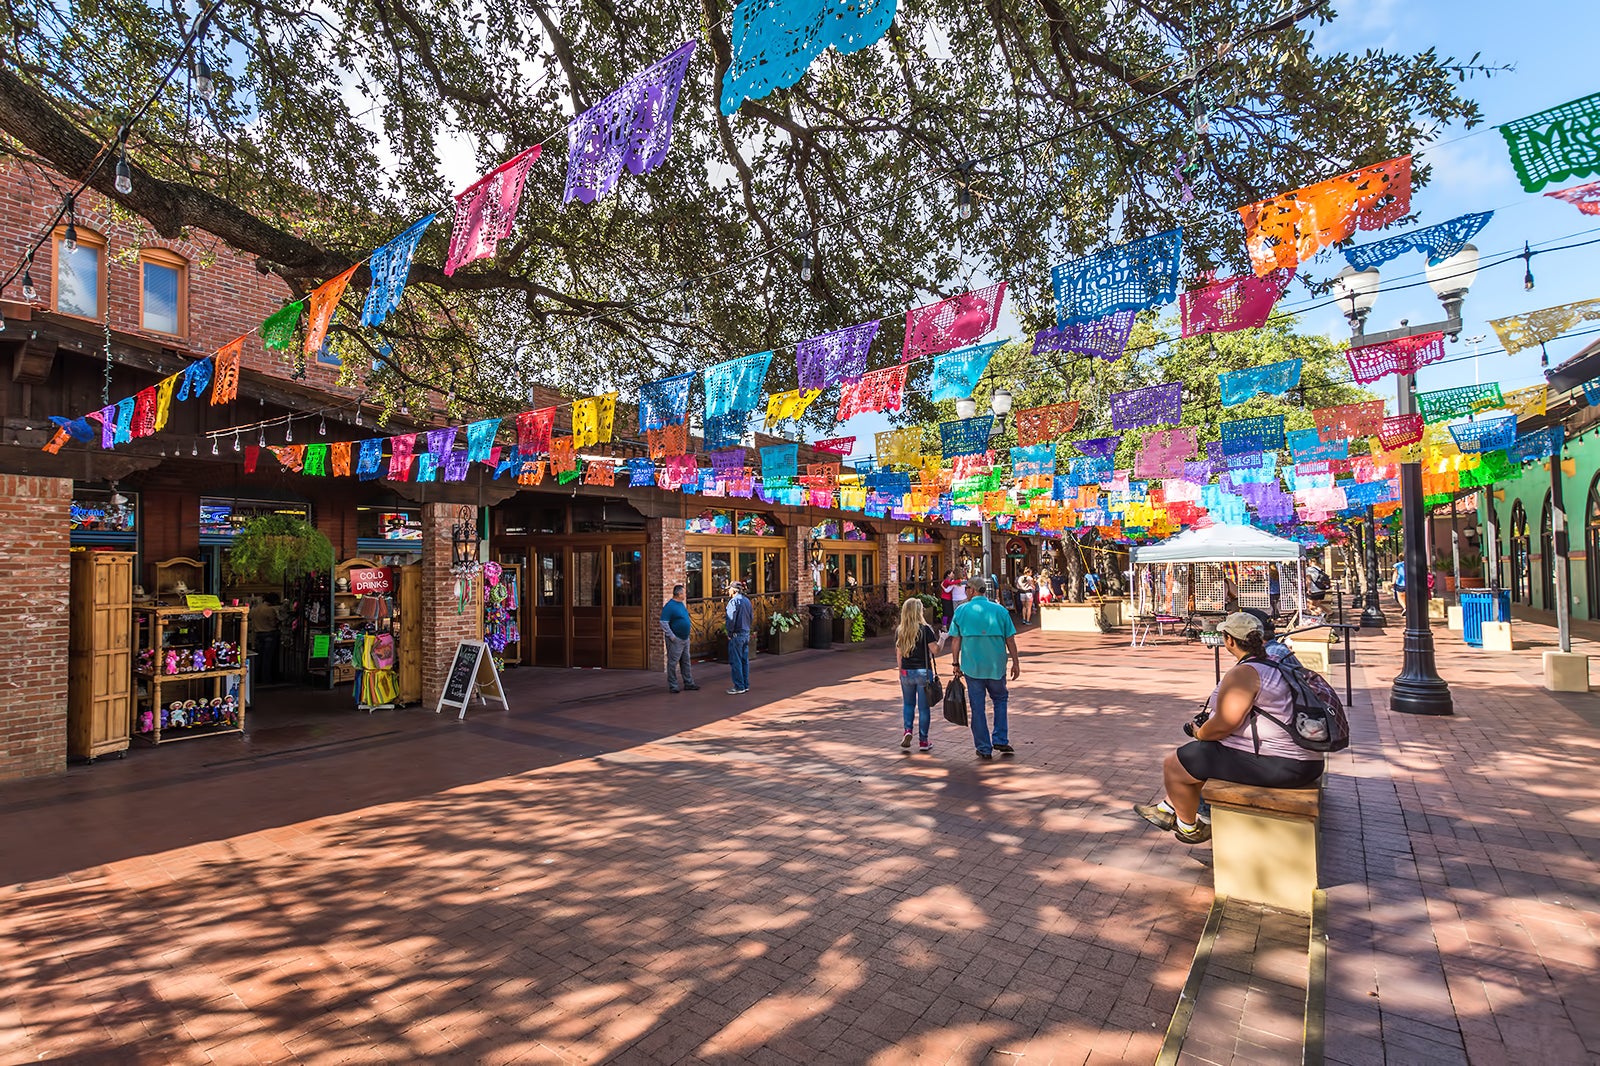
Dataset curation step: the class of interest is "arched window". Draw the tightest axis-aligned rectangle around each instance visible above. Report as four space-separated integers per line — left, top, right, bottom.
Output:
52 224 107 320
1586 475 1600 619
1541 491 1555 611
138 248 188 336
1510 500 1531 605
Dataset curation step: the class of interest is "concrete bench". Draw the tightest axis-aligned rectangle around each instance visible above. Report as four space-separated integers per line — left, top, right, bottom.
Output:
1201 779 1322 914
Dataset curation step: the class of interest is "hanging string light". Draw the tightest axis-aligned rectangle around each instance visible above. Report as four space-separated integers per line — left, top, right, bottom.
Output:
21 254 36 301
257 427 265 447
1522 241 1535 290
284 416 293 443
114 141 133 196
799 251 813 283
211 436 219 455
232 430 241 452
62 197 78 253
318 415 326 436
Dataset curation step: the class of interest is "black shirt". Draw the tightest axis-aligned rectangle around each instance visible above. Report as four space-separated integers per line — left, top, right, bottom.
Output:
899 623 938 671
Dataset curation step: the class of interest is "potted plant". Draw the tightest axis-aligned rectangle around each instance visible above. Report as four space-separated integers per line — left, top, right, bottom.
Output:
863 600 899 637
224 514 335 585
830 603 864 642
768 612 805 654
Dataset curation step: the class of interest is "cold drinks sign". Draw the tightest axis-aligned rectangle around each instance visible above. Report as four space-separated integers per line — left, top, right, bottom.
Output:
348 567 393 595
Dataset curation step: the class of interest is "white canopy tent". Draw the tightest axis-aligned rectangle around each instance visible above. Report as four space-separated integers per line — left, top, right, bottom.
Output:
1129 523 1306 627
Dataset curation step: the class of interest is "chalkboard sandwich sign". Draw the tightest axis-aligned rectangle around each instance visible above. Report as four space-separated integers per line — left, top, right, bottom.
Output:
435 640 508 719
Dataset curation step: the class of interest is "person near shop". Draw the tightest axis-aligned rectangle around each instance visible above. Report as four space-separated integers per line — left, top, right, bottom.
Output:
249 594 283 686
948 576 1021 760
895 597 940 752
1393 559 1406 605
1133 612 1324 845
725 581 754 694
1305 556 1331 611
1017 568 1037 625
939 570 958 629
659 584 699 694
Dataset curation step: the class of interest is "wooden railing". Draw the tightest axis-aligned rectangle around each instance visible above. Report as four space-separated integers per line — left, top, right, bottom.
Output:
686 590 800 659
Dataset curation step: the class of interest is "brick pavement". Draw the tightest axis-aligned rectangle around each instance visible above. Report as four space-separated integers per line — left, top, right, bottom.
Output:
1 619 1598 1064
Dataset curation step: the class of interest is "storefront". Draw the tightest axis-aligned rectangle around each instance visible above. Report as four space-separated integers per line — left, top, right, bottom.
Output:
686 507 792 655
809 519 877 593
896 525 945 597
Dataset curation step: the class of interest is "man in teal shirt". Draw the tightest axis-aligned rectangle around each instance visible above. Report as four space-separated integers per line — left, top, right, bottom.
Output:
948 576 1021 759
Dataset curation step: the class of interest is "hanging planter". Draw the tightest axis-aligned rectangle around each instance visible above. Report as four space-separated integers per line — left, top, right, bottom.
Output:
224 514 334 585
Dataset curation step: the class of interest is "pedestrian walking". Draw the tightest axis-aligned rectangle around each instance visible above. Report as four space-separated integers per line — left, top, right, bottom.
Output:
1017 568 1037 625
659 583 699 694
1393 559 1406 605
725 581 753 694
948 576 1020 760
939 570 958 629
895 597 940 753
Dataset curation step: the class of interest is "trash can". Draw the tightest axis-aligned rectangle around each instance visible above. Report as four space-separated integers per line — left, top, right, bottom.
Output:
808 603 833 649
1461 589 1511 647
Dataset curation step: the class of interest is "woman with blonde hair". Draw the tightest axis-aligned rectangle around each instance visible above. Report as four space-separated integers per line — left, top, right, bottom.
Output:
895 596 941 752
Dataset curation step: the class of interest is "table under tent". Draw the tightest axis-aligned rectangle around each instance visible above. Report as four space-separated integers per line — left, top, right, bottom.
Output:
1128 524 1307 645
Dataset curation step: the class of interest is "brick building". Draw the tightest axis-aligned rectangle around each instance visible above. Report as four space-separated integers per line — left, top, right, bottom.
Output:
0 163 1012 783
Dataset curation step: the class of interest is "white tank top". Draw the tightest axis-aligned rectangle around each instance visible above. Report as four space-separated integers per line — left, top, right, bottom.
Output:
1213 661 1323 762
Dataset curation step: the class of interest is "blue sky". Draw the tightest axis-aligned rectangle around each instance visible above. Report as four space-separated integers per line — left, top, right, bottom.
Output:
827 0 1599 457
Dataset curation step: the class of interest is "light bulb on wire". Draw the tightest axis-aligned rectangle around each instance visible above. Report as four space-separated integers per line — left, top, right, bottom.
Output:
232 432 241 452
318 415 326 437
62 198 78 253
285 418 292 443
258 427 265 447
21 255 37 301
958 185 973 222
211 437 219 456
1522 242 1535 291
114 145 133 196
190 440 198 457
196 54 216 101
799 252 813 283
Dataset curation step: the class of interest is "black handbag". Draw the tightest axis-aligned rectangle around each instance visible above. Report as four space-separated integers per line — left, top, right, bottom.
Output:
923 657 945 710
942 673 968 726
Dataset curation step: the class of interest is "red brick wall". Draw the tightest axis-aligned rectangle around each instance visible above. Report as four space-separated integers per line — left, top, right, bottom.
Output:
0 162 353 397
878 534 901 603
0 475 71 781
644 517 685 672
420 503 483 707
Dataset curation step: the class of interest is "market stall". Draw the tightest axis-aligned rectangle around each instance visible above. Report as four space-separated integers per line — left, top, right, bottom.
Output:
1130 524 1306 642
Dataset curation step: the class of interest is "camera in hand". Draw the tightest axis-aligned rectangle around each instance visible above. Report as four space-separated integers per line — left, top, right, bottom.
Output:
1184 709 1211 738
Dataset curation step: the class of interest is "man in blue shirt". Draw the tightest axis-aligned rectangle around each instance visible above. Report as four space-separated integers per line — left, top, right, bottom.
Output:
659 584 697 694
948 576 1021 759
725 581 754 694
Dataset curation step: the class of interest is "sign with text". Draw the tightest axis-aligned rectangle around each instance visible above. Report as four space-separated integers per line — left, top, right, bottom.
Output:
185 594 223 610
347 567 393 595
434 640 508 719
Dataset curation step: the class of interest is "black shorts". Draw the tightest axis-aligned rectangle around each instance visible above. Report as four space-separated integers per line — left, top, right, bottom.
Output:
1176 740 1323 789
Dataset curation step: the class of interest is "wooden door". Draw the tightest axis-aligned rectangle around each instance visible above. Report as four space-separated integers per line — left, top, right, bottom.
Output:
68 551 133 759
571 548 606 667
398 565 422 704
608 546 645 669
532 547 566 666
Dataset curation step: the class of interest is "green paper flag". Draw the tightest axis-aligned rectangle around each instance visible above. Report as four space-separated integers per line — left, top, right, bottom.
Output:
303 443 328 477
1499 90 1600 192
262 300 305 351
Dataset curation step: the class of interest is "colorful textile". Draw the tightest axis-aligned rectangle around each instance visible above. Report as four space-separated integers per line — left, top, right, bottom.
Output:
929 340 1003 402
447 146 541 274
659 454 699 489
1179 269 1293 337
638 371 695 431
1344 480 1399 508
211 340 242 405
1343 212 1493 271
302 443 328 477
1498 91 1600 192
516 408 556 454
720 0 896 113
1450 415 1518 453
110 397 135 445
812 436 855 455
800 462 839 491
388 434 416 480
764 388 822 428
836 364 908 422
549 437 576 474
704 351 773 418
177 357 212 401
1011 443 1056 479
901 283 1006 362
1133 428 1197 479
710 448 747 474
130 388 157 438
1050 230 1181 326
442 449 472 482
1459 451 1519 488
1507 426 1564 463
760 442 798 481
875 427 922 468
361 214 437 326
1109 382 1181 429
154 376 177 431
1288 428 1348 463
940 417 994 459
1031 310 1135 361
465 418 501 462
1219 358 1302 406
330 442 352 477
1015 403 1080 446
704 410 751 450
261 300 303 350
1417 383 1503 423
1314 400 1385 442
357 438 384 480
422 427 456 461
583 459 617 486
1489 299 1600 355
1220 415 1285 455
1238 156 1412 275
269 445 306 473
572 394 616 448
647 423 689 459
1545 180 1600 216
797 321 879 390
1345 331 1446 385
565 42 696 204
1072 436 1121 459
627 458 656 486
304 264 361 357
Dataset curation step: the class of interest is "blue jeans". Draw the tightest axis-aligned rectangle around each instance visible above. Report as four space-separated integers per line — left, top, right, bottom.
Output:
900 669 932 738
729 633 750 691
965 675 1008 754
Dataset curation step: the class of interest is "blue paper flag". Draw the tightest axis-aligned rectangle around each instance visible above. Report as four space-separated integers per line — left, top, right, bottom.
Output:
361 213 438 328
940 416 993 458
1220 415 1286 455
704 352 772 418
1507 425 1564 463
627 458 657 486
759 442 798 481
639 371 696 431
1219 359 1302 406
704 409 751 450
357 438 385 480
929 340 1004 401
1343 212 1493 271
721 0 898 115
465 418 500 463
1011 443 1056 478
1051 229 1182 326
1287 428 1348 463
1450 414 1518 453
177 358 213 401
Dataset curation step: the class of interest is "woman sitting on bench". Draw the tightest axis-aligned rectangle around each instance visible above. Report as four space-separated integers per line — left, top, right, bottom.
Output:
1134 612 1325 845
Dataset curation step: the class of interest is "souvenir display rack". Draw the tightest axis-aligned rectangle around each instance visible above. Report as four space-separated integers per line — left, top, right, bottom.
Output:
332 558 403 708
133 605 248 744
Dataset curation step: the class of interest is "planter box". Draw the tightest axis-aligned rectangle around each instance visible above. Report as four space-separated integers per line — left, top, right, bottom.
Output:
769 625 805 655
1040 602 1104 633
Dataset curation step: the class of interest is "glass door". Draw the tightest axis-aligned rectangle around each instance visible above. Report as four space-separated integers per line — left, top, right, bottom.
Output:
609 547 646 669
572 549 605 667
533 549 566 666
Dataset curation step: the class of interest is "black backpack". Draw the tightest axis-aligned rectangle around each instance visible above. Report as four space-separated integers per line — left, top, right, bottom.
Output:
1245 655 1350 754
1308 565 1331 591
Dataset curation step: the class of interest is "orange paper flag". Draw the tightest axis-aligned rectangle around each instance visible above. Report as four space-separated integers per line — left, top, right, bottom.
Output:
303 264 362 356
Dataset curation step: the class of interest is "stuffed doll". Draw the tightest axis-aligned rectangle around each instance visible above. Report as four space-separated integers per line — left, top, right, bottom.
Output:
191 648 206 672
164 649 181 676
139 710 154 733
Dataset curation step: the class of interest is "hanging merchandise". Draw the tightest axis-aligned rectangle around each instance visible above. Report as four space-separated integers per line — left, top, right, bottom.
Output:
764 388 822 427
571 394 617 447
1342 212 1493 271
1219 414 1285 455
902 282 1006 362
1545 180 1600 216
362 213 438 326
1313 400 1385 442
704 350 773 418
1218 358 1302 406
516 408 557 453
1031 309 1136 360
1416 383 1503 423
1499 91 1600 193
875 427 922 468
929 340 1003 401
638 371 696 430
1488 298 1600 355
836 364 909 422
565 41 697 204
1014 402 1080 446
1449 414 1518 453
1238 156 1412 275
303 265 362 356
720 0 896 113
261 300 304 350
211 339 242 405
1178 269 1294 338
1344 331 1446 385
940 417 993 459
796 320 880 389
1050 229 1181 326
356 632 399 711
812 436 855 455
1109 382 1182 430
446 146 542 274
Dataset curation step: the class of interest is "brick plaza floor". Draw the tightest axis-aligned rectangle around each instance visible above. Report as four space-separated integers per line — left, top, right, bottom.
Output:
2 618 1597 1064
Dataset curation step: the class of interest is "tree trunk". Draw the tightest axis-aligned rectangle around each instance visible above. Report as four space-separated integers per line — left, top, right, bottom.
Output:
1062 532 1085 601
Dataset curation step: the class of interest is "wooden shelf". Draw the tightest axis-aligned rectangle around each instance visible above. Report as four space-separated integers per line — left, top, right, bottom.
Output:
138 667 247 682
136 725 242 745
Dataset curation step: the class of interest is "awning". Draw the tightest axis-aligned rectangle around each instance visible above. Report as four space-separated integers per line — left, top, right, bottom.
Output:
1131 522 1304 564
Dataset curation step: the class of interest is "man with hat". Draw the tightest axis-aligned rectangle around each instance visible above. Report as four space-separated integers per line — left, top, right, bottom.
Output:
725 580 754 694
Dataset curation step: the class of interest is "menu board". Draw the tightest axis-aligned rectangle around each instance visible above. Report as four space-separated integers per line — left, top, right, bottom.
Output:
434 640 507 719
